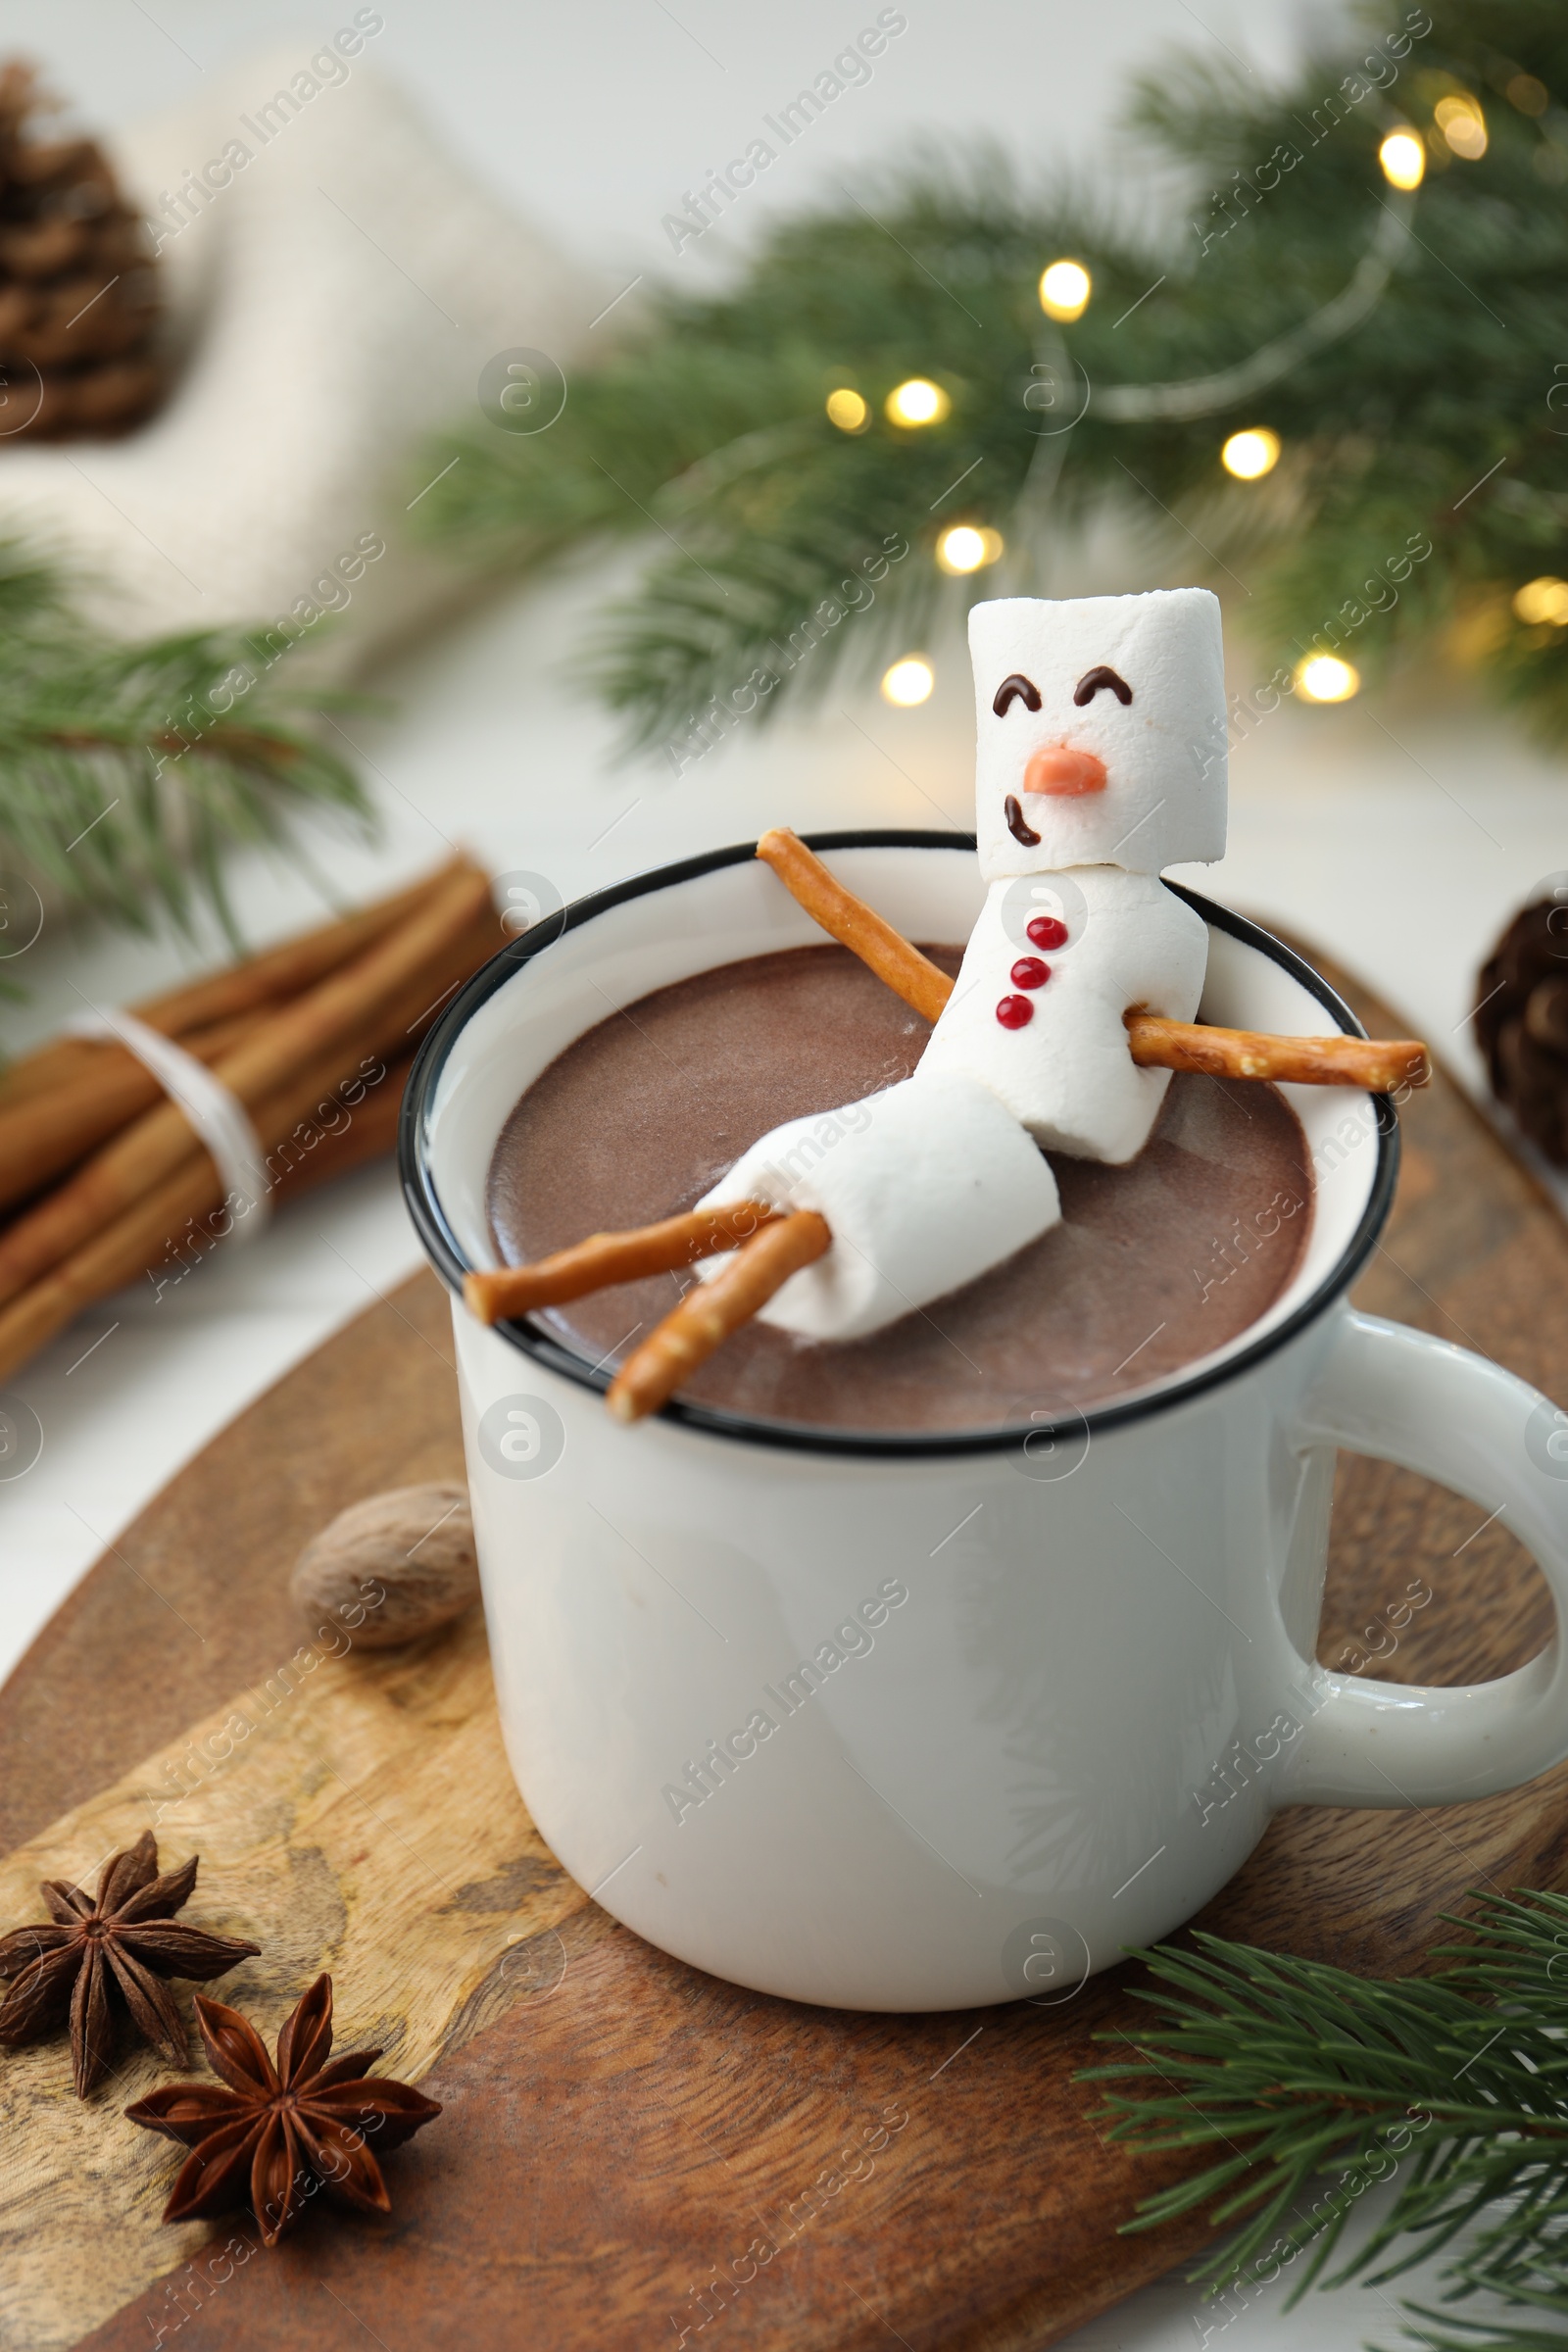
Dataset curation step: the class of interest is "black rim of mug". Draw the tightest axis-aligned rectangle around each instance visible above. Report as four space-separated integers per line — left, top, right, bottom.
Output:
398 829 1400 1459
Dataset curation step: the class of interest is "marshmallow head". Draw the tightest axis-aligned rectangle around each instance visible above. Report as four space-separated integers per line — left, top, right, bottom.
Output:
968 589 1227 880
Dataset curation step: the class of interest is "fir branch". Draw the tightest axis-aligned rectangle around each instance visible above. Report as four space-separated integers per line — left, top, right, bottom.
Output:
415 0 1568 756
0 539 371 950
1082 1893 1568 2348
1400 2320 1568 2351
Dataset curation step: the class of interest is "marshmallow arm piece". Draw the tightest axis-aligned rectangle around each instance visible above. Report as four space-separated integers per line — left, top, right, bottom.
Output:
917 870 1209 1163
695 1072 1060 1341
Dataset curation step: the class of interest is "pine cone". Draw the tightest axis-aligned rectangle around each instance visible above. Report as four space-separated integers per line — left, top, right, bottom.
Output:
1475 887 1568 1161
0 61 164 441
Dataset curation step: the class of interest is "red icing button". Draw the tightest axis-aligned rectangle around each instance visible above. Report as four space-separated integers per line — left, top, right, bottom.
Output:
996 994 1034 1029
1027 915 1068 951
1010 956 1051 990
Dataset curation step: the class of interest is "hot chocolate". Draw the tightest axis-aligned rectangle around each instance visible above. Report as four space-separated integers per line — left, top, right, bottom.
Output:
485 944 1313 1435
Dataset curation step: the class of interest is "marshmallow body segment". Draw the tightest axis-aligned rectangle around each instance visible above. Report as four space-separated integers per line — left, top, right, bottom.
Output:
695 1071 1061 1341
917 870 1209 1163
969 588 1227 882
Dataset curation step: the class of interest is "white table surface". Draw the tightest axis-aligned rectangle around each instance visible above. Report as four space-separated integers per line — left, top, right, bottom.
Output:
0 5 1559 2345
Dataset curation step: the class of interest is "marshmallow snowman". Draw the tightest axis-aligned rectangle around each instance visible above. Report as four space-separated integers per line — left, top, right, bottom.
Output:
918 589 1224 1161
699 587 1229 1340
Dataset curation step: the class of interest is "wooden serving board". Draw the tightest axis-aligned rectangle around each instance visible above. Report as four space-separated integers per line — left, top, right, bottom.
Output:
3 954 1568 2352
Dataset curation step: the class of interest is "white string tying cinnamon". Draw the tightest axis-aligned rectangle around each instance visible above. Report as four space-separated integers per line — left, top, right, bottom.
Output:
61 1005 273 1240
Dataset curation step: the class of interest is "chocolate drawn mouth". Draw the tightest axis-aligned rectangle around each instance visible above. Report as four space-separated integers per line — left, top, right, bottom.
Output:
1004 794 1041 848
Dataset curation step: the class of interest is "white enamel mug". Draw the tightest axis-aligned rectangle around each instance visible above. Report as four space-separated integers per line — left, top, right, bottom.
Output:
401 832 1568 2013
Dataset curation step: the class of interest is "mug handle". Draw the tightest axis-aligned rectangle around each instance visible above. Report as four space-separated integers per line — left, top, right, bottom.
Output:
1277 1309 1568 1809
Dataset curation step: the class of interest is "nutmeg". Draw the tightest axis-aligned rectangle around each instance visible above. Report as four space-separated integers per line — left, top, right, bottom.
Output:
290 1483 478 1647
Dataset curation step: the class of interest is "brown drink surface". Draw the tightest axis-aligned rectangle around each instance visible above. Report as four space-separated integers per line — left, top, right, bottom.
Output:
486 946 1314 1435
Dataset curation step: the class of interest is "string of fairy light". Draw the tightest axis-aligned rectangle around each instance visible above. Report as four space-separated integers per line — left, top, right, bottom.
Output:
834 77 1556 719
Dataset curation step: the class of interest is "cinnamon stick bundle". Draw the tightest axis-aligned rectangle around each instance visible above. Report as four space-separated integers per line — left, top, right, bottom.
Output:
0 1050 419 1383
0 861 493 1308
128 865 452 1036
0 858 503 1383
0 1007 262 1213
0 863 455 1113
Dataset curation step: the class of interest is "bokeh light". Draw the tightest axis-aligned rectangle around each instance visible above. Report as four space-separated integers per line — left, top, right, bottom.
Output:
1221 427 1281 480
1038 260 1091 321
885 378 950 426
1435 96 1488 159
1378 129 1426 189
1515 576 1568 626
825 387 869 432
881 656 935 706
1295 654 1360 703
936 524 1004 573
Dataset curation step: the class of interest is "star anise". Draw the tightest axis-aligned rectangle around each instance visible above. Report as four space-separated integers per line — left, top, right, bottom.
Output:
0 1829 258 2096
126 1973 441 2245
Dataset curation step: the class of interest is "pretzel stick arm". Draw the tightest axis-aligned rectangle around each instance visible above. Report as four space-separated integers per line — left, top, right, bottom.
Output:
1125 1013 1430 1093
607 1209 832 1422
464 1201 779 1324
756 830 955 1023
756 831 1427 1087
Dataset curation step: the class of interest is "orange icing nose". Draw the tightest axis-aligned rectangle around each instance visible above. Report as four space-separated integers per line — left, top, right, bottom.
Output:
1023 745 1107 797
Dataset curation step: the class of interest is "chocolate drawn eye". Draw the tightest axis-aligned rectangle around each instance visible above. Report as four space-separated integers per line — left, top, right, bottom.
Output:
1073 665 1133 707
993 673 1042 716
